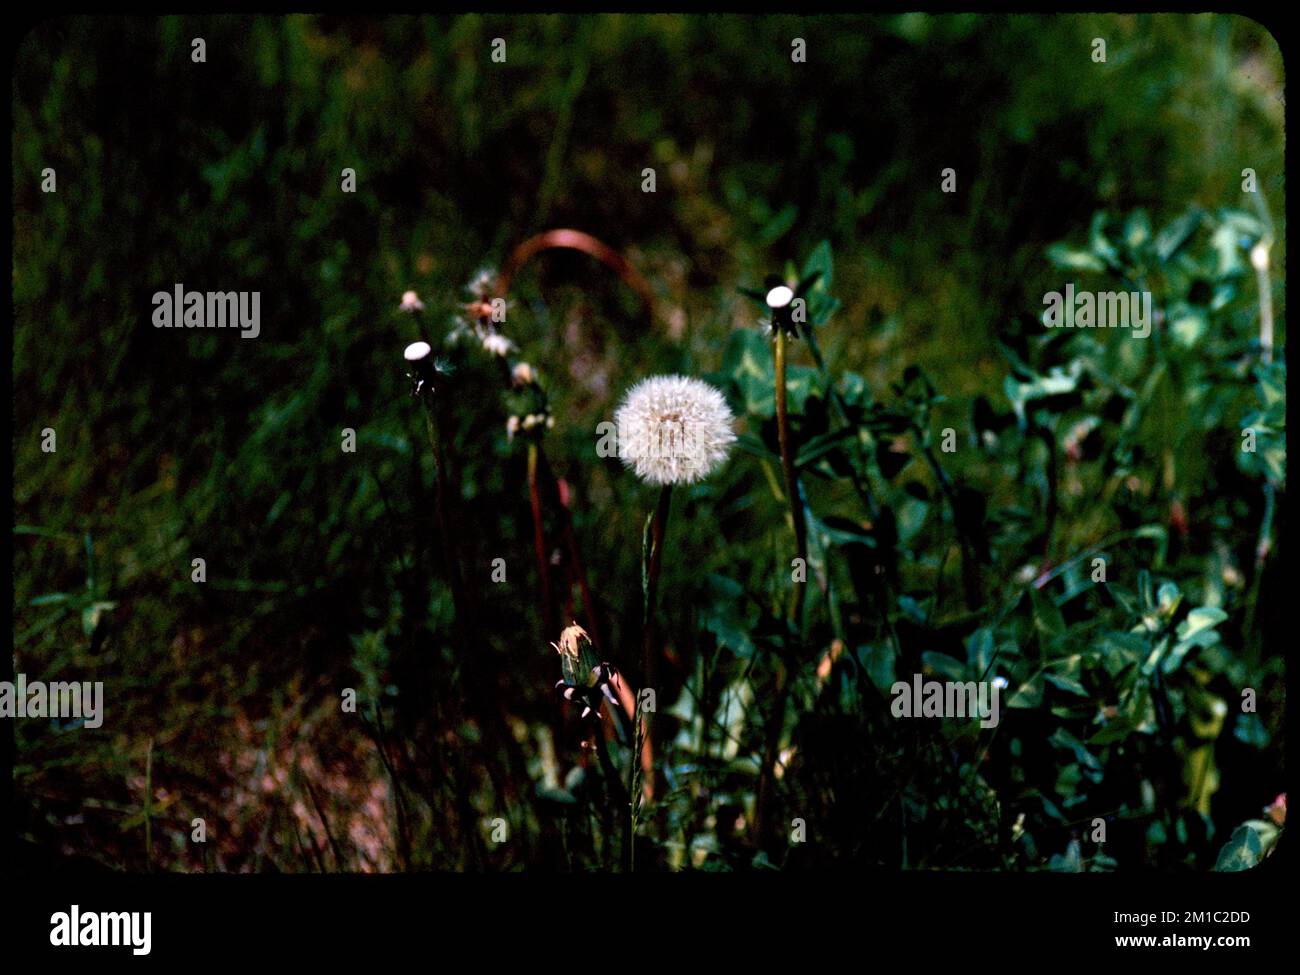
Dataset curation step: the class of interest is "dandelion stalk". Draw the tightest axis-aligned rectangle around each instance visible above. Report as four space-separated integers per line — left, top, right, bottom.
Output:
539 449 606 653
405 343 469 622
756 303 808 854
641 483 672 676
527 442 557 638
773 326 808 629
425 402 469 619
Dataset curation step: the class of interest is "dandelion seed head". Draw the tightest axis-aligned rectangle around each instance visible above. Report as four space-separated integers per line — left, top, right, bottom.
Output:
512 362 535 386
766 285 794 309
482 333 515 357
404 340 432 361
467 267 497 301
614 375 736 485
399 290 425 313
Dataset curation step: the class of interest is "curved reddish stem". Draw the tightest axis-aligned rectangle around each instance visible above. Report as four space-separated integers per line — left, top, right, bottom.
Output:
497 228 657 320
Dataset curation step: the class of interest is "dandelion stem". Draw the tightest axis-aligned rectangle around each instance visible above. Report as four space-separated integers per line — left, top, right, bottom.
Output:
635 483 672 815
756 328 805 855
774 328 807 629
527 442 556 638
641 484 672 715
420 397 469 623
643 483 672 629
538 448 605 653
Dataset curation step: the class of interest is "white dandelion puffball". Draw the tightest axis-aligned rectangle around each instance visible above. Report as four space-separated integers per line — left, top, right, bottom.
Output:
614 375 736 485
766 284 794 309
404 340 432 361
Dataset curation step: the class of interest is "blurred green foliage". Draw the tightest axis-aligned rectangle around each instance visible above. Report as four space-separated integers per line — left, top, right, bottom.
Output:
12 14 1284 871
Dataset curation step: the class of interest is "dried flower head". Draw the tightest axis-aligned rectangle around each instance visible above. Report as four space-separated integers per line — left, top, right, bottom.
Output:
482 333 515 357
614 375 736 485
551 621 591 662
551 621 598 688
399 290 425 313
466 267 497 302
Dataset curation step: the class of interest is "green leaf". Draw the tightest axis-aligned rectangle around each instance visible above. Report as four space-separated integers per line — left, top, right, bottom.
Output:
1044 671 1089 698
1088 717 1137 746
1030 588 1066 639
1214 822 1275 872
758 204 798 245
1155 209 1202 262
783 365 824 415
1045 243 1105 273
1049 727 1102 774
800 240 834 292
701 574 757 659
794 427 854 470
1049 840 1084 872
733 432 780 463
722 330 776 418
1088 212 1121 269
856 644 896 695
1006 674 1043 709
1123 209 1151 250
1176 607 1228 642
1233 713 1270 749
811 513 876 549
921 651 967 681
798 241 840 328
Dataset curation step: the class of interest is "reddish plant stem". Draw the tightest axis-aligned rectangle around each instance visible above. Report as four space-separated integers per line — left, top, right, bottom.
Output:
497 228 657 321
538 447 605 654
527 442 556 639
498 228 658 800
